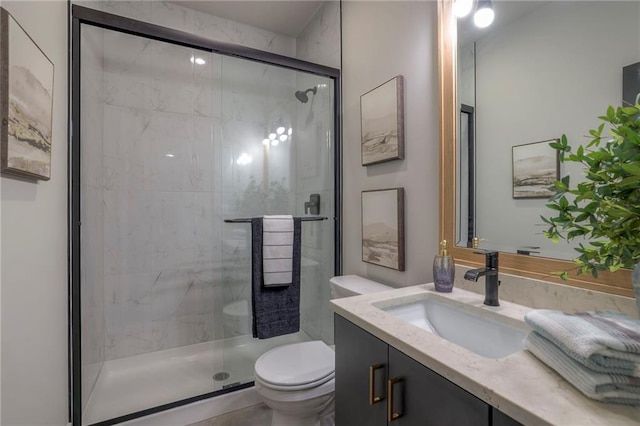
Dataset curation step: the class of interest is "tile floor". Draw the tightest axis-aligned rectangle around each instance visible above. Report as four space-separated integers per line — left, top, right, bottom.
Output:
189 402 336 426
188 403 272 426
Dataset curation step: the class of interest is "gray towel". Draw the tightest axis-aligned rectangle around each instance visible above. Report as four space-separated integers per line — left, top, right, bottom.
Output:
251 217 301 339
525 309 640 377
525 331 640 405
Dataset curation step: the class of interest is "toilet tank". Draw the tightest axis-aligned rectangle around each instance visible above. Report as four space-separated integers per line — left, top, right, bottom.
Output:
329 275 393 299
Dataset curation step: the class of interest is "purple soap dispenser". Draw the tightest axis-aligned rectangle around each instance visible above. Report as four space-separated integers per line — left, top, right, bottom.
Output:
433 240 455 292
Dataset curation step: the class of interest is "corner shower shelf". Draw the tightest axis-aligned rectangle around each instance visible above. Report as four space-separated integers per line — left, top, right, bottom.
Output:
224 216 328 223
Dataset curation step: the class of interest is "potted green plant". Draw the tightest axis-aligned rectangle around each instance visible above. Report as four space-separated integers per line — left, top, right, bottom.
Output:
541 104 640 313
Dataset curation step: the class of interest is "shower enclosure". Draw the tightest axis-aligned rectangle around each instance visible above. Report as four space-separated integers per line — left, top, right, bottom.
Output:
71 6 340 425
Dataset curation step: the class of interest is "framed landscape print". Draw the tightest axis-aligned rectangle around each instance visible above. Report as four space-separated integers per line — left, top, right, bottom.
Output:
362 188 405 271
360 75 404 166
512 139 559 199
0 8 55 180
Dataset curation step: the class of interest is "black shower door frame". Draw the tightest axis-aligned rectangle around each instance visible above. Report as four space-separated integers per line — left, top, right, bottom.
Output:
70 5 342 425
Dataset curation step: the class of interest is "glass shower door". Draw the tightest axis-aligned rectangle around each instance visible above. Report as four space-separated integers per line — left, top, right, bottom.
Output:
80 25 227 424
215 54 336 389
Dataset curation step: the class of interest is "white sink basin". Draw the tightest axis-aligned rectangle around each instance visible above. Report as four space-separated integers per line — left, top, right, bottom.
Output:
380 295 528 359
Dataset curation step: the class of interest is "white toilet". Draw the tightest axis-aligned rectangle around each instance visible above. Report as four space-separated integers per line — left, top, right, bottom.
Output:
253 275 393 426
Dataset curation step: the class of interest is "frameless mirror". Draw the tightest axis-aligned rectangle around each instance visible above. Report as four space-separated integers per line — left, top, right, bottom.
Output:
455 0 640 260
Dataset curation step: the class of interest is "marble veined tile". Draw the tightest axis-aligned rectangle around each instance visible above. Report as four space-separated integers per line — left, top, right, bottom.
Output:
149 191 197 252
102 0 151 22
194 11 295 57
103 190 153 275
150 1 194 34
190 116 216 192
146 111 194 191
81 99 104 190
103 30 151 109
102 105 152 159
295 1 341 69
148 40 195 115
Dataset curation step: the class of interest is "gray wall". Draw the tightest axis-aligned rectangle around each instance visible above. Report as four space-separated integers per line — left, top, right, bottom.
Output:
0 1 69 424
342 1 440 287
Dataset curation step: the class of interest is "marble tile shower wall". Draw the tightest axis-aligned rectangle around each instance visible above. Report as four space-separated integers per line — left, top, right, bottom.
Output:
76 0 341 361
100 28 225 361
99 1 296 57
80 25 105 409
89 1 306 361
295 1 341 69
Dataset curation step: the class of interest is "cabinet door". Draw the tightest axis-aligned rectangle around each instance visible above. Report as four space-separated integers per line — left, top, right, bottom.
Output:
388 347 489 426
335 314 388 426
492 409 522 426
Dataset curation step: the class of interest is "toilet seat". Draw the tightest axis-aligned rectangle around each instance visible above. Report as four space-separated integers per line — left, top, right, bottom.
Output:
255 341 335 391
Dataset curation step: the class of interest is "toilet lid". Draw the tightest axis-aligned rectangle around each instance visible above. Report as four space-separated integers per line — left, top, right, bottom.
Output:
254 341 335 388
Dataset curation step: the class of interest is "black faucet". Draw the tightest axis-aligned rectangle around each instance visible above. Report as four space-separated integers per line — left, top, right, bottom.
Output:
463 251 500 306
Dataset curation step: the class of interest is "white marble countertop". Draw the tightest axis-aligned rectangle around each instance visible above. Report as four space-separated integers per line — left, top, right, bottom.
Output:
330 284 640 426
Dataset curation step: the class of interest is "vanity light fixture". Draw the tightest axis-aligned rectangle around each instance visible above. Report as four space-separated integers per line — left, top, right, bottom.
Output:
454 0 474 18
474 0 495 28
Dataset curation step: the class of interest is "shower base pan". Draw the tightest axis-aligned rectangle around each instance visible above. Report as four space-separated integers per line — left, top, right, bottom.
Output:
83 331 311 425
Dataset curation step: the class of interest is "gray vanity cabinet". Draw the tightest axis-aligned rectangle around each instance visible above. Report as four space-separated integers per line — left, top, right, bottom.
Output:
335 314 522 426
388 346 489 425
492 410 522 426
335 314 387 426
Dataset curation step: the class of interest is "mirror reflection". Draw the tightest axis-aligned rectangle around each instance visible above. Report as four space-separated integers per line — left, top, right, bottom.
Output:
456 0 640 260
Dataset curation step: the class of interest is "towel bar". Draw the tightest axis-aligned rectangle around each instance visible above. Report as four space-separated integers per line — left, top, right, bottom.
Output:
224 216 328 223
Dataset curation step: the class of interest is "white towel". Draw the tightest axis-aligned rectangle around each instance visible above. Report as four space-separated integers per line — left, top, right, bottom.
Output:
262 215 294 287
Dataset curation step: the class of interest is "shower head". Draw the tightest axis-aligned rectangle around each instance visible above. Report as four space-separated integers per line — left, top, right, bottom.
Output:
295 86 318 103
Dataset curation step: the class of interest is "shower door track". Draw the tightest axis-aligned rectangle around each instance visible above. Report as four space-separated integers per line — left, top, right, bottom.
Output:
70 5 342 425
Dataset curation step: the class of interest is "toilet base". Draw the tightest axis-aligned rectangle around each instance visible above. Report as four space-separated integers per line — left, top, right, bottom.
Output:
269 396 334 426
256 381 334 426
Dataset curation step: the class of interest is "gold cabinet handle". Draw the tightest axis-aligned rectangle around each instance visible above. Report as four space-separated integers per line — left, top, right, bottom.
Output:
387 377 402 422
369 363 384 404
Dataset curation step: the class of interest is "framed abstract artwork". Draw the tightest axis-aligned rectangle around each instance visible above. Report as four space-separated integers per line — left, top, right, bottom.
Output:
362 188 405 271
0 7 55 180
512 139 559 199
360 75 404 166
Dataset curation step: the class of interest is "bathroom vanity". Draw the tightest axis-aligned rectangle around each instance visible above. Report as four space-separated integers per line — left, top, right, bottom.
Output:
331 284 640 425
335 314 520 425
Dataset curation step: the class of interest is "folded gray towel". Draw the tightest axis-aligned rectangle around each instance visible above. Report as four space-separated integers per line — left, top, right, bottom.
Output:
525 331 640 405
251 217 301 339
525 310 640 377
